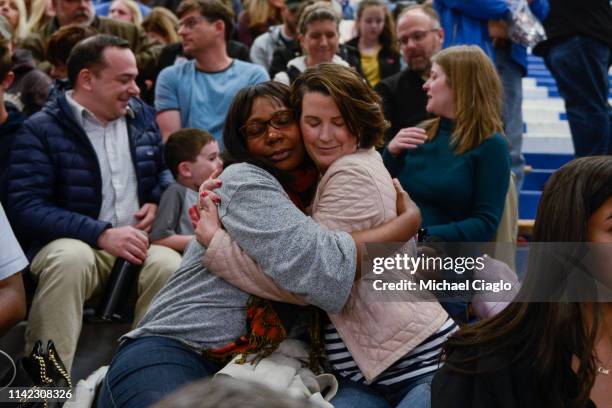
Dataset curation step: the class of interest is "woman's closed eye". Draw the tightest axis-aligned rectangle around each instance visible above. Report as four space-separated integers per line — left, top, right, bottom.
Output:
247 121 265 129
245 121 266 134
274 114 293 126
304 118 321 127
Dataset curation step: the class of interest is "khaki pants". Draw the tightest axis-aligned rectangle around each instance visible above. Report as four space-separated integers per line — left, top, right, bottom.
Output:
25 238 181 373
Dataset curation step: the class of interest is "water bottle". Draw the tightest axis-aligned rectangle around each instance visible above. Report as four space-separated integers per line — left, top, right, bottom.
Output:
96 257 142 321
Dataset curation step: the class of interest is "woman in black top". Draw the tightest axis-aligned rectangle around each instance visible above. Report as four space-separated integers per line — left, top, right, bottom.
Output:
432 156 612 408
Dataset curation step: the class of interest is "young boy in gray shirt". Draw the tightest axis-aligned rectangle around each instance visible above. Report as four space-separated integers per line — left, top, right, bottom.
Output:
150 129 223 252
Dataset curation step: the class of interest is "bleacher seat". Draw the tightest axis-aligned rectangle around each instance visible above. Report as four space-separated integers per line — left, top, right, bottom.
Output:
522 169 553 191
523 152 575 170
518 153 573 236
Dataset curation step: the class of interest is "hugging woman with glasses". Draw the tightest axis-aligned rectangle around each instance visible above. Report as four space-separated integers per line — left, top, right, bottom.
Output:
198 64 456 408
97 79 418 408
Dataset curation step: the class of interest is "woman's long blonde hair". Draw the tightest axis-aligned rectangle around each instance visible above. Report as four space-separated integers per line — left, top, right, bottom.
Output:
26 0 53 34
245 0 281 28
111 0 143 26
7 0 28 41
423 45 504 154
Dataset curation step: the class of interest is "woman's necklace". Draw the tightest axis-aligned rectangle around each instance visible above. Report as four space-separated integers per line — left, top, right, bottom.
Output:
597 319 612 375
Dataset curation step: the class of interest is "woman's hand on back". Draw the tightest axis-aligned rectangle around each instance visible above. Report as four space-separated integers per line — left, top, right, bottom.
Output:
189 175 223 229
195 194 222 247
387 127 427 157
198 171 223 207
393 178 418 217
350 180 421 279
194 173 223 246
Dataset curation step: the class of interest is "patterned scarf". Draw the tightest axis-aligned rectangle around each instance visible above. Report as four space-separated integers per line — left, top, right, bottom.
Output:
202 296 287 364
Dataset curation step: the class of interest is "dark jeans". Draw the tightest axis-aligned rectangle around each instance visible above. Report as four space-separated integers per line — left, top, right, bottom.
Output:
332 373 434 408
543 35 612 157
97 336 221 408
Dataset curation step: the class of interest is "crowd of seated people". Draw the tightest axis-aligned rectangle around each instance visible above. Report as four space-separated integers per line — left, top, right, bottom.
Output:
0 0 611 406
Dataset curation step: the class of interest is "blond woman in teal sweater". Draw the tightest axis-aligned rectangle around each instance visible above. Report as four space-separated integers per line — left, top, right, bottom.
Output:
383 45 510 243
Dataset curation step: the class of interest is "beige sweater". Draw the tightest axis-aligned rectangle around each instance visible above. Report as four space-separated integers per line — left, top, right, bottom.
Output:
203 148 448 381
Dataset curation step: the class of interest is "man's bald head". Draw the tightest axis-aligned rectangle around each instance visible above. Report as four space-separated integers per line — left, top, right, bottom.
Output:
396 4 443 74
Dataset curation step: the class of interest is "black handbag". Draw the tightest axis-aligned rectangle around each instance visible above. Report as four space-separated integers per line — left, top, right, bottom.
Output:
4 340 72 408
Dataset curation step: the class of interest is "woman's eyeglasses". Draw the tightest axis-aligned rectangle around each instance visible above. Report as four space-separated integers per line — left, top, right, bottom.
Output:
240 110 296 140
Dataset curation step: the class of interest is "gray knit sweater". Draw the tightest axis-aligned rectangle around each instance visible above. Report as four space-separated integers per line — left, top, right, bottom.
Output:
124 163 356 351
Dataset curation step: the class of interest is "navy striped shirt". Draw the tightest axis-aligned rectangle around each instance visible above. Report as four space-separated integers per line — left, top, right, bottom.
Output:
323 317 458 386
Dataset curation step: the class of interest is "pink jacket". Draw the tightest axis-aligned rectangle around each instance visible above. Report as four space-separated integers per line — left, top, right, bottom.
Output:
203 148 448 381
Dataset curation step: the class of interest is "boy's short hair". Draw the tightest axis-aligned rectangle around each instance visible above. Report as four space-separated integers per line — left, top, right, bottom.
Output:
165 128 216 179
0 39 12 82
46 25 97 69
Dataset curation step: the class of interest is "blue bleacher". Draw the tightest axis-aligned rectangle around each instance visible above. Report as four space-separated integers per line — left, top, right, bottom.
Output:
523 153 574 170
523 54 573 154
522 168 553 191
519 153 574 221
519 191 542 220
520 52 609 227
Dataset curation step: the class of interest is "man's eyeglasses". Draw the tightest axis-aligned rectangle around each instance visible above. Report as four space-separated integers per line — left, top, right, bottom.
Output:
240 110 296 140
178 15 208 30
397 29 439 46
